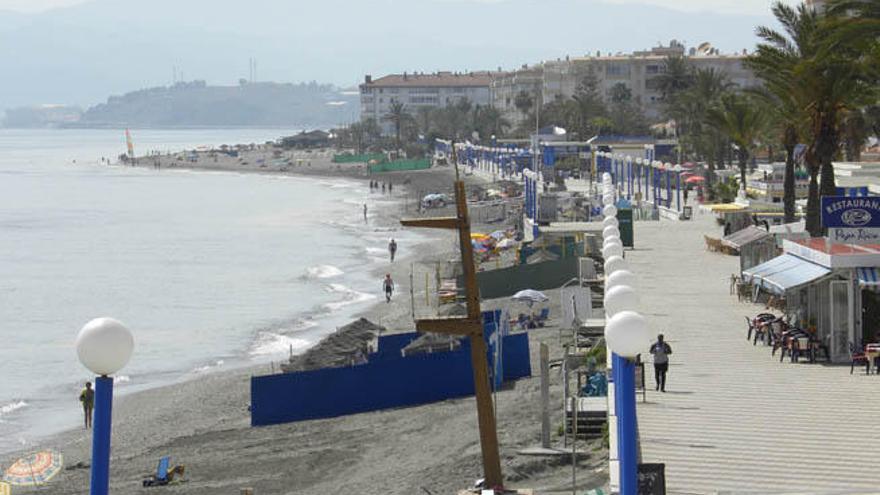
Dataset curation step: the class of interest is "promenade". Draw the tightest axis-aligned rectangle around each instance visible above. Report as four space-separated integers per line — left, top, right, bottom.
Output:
631 212 880 493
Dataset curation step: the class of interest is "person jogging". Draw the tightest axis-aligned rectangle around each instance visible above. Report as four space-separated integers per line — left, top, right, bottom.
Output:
383 274 395 303
79 381 95 428
649 334 672 392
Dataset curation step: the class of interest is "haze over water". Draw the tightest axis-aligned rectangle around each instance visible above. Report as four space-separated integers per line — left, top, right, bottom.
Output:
0 129 410 451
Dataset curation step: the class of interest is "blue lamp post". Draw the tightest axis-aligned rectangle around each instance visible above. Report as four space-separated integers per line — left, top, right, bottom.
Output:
600 175 651 494
76 317 134 495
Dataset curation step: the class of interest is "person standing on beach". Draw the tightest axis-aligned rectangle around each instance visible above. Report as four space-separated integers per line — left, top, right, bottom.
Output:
649 334 672 392
363 203 368 222
382 182 386 194
388 238 397 262
79 381 94 428
383 274 395 303
388 182 393 194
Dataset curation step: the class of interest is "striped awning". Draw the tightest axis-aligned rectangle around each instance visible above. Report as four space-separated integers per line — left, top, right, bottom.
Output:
857 267 880 288
742 254 831 295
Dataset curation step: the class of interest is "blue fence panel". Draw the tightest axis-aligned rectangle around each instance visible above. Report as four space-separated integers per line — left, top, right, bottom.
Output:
251 332 531 426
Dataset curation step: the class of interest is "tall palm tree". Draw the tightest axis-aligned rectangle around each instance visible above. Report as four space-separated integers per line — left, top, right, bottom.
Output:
656 56 695 102
706 93 769 198
747 2 820 224
750 2 872 236
383 99 408 150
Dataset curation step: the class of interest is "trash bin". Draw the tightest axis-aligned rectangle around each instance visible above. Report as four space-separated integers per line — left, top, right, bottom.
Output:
615 198 634 248
682 205 693 220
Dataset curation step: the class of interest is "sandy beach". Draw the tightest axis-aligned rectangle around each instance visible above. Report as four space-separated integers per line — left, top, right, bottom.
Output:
3 148 609 494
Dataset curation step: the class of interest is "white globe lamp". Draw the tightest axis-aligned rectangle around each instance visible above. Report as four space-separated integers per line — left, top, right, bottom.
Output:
603 235 621 250
603 216 619 229
604 310 651 358
604 284 640 317
602 242 623 260
606 269 637 290
76 317 134 376
603 204 617 218
603 225 620 240
604 255 627 274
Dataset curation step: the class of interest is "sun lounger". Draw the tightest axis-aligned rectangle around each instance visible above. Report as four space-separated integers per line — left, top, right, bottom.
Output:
142 457 185 487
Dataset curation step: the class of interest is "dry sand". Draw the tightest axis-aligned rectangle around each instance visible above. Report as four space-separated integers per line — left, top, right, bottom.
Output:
4 149 608 494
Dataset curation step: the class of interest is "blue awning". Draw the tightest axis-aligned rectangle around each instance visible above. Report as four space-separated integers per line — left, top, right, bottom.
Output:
742 254 831 295
858 267 880 288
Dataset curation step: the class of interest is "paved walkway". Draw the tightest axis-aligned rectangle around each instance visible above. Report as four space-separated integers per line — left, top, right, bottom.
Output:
631 212 880 494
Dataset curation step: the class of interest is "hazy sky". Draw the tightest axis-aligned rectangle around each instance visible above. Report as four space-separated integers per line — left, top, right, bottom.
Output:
0 0 792 16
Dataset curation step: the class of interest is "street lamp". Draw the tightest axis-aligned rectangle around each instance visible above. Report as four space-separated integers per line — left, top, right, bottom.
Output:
603 216 619 230
604 309 651 495
603 204 617 218
606 269 637 291
603 284 640 317
604 255 627 274
76 317 134 495
602 242 623 260
603 225 620 240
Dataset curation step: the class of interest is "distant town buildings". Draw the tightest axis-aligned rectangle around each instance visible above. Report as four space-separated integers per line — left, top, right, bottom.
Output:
359 72 493 133
360 41 760 132
494 40 760 126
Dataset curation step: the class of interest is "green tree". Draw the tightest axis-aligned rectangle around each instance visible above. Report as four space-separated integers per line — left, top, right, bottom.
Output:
656 56 695 103
747 2 820 224
706 93 769 198
514 90 535 116
383 99 409 150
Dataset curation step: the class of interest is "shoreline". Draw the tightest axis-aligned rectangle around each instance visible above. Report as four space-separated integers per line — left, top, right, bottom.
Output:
1 149 461 461
5 146 609 494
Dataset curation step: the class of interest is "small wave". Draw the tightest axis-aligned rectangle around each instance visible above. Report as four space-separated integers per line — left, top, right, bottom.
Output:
116 375 131 383
0 401 27 417
250 333 311 357
192 360 226 374
304 265 344 279
322 284 377 311
365 246 386 255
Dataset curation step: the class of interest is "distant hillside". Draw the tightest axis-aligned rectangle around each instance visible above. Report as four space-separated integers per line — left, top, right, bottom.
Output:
74 80 359 128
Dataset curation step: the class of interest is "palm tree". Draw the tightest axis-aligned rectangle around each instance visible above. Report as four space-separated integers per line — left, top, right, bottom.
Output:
706 93 769 198
747 2 820 224
656 56 695 102
383 99 408 150
749 2 872 235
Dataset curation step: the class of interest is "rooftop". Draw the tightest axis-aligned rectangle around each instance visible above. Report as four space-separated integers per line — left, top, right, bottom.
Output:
363 72 493 88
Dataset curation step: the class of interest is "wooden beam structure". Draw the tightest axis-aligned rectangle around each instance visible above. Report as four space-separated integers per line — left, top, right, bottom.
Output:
400 173 504 488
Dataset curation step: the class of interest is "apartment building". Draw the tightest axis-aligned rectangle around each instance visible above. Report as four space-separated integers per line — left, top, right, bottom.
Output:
493 41 760 126
359 72 492 133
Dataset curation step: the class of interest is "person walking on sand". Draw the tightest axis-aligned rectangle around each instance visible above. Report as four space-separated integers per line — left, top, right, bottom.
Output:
388 238 397 262
383 274 395 303
382 182 386 194
79 381 94 429
649 334 672 392
388 182 393 194
363 203 368 222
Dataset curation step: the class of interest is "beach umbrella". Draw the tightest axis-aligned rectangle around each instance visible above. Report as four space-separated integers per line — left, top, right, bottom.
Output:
3 450 63 486
511 289 549 307
685 176 706 184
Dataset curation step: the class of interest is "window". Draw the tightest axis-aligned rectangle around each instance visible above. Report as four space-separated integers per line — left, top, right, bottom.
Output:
606 64 630 78
646 65 661 75
410 96 439 104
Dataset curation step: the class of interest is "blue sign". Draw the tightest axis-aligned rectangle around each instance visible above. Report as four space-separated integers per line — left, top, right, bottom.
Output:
822 196 880 228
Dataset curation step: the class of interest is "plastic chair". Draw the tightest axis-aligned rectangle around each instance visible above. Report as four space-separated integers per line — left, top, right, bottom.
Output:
850 342 869 375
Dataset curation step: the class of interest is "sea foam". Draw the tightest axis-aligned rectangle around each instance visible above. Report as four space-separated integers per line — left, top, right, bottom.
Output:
304 264 344 279
0 400 27 417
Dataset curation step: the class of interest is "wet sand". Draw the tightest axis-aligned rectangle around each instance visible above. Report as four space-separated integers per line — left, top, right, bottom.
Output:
4 149 608 494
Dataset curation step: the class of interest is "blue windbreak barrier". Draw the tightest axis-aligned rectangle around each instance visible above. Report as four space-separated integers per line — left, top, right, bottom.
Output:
250 327 531 426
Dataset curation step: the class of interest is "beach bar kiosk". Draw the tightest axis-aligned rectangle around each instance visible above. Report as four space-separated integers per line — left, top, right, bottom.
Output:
743 196 880 361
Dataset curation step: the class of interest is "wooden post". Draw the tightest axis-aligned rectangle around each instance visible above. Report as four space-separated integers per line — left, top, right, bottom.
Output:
540 343 550 448
400 178 504 488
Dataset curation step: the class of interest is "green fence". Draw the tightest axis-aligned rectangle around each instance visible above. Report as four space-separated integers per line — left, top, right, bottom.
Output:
369 158 431 173
332 153 386 164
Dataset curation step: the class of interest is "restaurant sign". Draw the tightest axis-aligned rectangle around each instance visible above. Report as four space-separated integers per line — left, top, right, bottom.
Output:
822 196 880 244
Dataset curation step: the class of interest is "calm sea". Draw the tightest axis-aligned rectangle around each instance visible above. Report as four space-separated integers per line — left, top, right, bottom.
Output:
0 128 413 451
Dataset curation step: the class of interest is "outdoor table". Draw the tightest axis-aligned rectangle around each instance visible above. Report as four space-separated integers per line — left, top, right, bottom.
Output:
865 344 880 374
